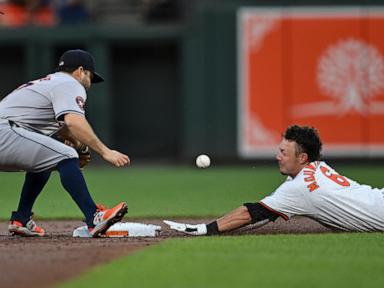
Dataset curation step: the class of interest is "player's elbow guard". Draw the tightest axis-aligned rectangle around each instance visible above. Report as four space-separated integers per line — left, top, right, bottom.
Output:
243 202 279 223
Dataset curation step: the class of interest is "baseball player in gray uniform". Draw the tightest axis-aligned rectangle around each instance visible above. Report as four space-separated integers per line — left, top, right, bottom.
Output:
0 49 129 237
165 125 384 235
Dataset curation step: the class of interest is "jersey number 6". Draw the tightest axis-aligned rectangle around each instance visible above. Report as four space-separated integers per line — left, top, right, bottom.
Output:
320 166 350 187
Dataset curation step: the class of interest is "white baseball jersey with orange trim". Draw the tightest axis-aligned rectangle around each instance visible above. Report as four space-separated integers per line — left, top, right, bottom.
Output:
260 161 384 231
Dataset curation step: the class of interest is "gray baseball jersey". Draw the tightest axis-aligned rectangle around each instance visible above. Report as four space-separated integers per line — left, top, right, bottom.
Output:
260 161 384 231
0 72 86 172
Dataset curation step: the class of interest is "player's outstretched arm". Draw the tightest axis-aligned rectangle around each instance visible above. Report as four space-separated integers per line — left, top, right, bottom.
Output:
64 113 130 167
164 205 272 236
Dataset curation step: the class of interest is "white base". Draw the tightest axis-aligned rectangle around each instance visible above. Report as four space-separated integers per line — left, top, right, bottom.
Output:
73 222 162 238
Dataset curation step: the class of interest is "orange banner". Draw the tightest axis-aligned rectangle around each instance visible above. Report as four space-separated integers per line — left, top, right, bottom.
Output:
238 7 384 158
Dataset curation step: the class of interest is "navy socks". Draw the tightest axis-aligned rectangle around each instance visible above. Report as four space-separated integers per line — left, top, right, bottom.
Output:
12 170 52 224
57 158 97 226
13 158 97 226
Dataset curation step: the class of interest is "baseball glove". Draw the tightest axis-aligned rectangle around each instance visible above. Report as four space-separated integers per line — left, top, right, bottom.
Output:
74 143 91 169
51 125 91 168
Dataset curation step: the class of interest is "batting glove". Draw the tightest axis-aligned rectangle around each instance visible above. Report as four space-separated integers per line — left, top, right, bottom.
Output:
163 220 207 236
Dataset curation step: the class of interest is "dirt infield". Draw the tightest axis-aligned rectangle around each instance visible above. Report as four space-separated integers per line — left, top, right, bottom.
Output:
0 217 332 288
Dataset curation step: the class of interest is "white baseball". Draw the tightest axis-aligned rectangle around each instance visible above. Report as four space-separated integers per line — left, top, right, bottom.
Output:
196 154 211 168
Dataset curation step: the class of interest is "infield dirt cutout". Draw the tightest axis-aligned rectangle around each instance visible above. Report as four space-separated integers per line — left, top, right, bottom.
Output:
0 217 331 288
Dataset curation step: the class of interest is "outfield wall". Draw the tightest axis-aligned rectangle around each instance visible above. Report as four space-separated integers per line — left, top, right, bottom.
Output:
0 0 383 161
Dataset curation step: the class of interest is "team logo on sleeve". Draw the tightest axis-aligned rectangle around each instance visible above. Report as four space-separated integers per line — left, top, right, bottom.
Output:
75 96 86 111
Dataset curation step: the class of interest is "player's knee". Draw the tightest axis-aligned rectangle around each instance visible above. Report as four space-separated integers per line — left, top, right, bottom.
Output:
62 145 79 159
53 145 79 167
29 143 79 172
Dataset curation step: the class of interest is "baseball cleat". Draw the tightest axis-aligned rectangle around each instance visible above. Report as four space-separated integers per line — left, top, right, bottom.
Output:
8 219 45 237
89 202 128 237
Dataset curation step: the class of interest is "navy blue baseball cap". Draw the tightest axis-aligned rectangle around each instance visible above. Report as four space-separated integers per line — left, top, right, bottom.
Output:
56 49 104 83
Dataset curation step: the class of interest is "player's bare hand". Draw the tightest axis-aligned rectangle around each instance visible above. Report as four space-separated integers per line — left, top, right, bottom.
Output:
102 150 130 167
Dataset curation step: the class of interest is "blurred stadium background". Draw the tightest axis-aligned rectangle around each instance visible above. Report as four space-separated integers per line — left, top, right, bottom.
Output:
0 0 383 165
2 4 384 287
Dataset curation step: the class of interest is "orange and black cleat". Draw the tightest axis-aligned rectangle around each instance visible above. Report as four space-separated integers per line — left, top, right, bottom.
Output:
8 219 45 237
88 202 128 237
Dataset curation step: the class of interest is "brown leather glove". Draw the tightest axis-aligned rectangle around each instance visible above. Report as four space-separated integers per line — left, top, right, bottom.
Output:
52 126 91 169
76 144 91 169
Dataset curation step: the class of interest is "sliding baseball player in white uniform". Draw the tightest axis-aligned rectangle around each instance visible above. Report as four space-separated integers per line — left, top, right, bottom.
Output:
165 125 384 235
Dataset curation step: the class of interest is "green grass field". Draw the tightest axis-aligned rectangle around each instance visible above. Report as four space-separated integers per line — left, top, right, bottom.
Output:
59 233 384 288
1 164 384 288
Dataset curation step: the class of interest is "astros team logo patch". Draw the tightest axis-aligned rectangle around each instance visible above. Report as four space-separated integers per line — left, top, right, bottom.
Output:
75 96 85 111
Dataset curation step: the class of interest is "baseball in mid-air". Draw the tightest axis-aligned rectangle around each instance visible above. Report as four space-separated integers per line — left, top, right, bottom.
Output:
196 154 211 168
